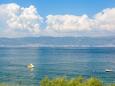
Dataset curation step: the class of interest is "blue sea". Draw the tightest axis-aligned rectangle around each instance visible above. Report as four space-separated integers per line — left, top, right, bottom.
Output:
0 47 115 86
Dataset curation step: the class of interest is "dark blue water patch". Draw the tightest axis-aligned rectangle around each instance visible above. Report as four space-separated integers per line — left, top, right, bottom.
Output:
0 47 115 86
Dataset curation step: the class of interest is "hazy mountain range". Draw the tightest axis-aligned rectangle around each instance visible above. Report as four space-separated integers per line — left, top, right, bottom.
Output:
0 37 115 47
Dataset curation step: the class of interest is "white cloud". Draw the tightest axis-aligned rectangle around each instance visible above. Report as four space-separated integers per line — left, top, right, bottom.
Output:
0 3 115 37
95 8 115 31
46 8 115 35
46 14 94 33
0 3 42 37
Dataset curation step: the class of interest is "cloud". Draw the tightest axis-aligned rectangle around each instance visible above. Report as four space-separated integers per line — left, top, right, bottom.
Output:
0 3 42 37
95 8 115 31
46 8 115 36
46 14 94 33
0 3 115 37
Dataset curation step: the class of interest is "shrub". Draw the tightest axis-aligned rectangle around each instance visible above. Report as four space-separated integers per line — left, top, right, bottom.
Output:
86 77 103 86
40 76 104 86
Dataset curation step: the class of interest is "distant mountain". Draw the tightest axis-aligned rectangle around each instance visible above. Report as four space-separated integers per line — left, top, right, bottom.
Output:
0 36 115 47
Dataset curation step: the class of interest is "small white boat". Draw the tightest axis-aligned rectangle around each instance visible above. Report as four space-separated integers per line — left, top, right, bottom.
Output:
27 64 35 69
105 69 112 72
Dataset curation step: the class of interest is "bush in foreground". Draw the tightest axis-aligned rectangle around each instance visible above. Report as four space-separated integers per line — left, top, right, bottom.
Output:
0 76 114 86
40 76 114 86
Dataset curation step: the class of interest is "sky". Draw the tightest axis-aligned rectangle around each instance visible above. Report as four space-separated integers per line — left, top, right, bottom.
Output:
0 0 115 37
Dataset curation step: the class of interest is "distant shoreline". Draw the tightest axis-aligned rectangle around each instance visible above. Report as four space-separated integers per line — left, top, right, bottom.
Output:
0 46 115 48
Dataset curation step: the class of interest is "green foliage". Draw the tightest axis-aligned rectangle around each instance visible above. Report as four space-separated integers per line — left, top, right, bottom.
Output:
110 84 115 86
85 77 103 86
40 76 104 86
0 76 115 86
0 83 22 86
0 83 7 86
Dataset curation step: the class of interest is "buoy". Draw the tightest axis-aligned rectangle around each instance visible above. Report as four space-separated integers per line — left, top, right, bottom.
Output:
27 64 35 69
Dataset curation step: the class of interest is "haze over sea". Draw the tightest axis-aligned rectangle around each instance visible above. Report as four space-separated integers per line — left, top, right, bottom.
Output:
0 47 115 86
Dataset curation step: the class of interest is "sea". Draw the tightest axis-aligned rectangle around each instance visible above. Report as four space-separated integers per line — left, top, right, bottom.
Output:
0 47 115 86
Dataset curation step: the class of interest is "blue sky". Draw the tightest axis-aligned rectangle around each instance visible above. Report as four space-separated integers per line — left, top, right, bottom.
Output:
0 0 115 16
0 0 115 37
